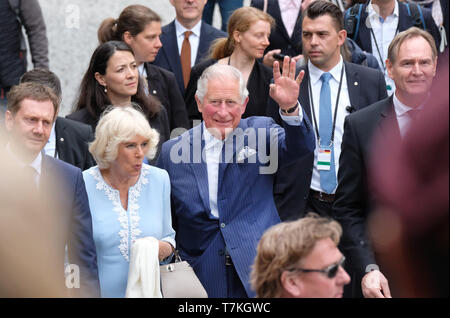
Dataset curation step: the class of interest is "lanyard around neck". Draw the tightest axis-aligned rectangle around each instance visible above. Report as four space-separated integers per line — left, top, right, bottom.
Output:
308 64 345 147
368 17 400 73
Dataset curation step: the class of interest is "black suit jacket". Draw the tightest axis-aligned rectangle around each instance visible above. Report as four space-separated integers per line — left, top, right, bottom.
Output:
54 117 95 171
267 62 387 221
346 1 440 56
251 0 303 57
333 95 400 294
153 20 226 95
144 63 189 131
185 58 273 124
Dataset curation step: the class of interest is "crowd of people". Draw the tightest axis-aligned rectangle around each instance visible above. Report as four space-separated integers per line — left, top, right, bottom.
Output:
0 0 448 298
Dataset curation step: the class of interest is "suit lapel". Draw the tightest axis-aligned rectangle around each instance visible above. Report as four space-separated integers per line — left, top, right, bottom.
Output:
196 22 211 64
378 96 401 141
161 22 183 86
189 124 210 211
345 62 361 109
291 8 303 46
299 66 312 120
270 1 291 43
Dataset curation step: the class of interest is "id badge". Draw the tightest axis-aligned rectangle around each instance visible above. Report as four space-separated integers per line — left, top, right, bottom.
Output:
317 148 332 171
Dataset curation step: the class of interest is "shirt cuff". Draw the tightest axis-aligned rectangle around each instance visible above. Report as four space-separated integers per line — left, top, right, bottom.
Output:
279 102 303 126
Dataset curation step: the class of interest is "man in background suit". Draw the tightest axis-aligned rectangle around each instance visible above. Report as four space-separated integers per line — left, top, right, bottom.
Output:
267 0 387 222
333 27 438 298
4 82 100 297
251 0 304 66
20 68 95 171
344 0 440 95
157 63 315 297
153 0 226 95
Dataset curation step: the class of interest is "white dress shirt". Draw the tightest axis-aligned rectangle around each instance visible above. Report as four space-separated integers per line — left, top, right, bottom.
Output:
305 57 352 194
368 0 399 95
392 92 425 137
278 0 302 38
175 19 202 67
44 123 58 159
203 123 224 218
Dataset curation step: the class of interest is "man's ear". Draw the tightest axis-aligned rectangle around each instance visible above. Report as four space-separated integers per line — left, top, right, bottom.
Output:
280 271 303 298
338 29 347 46
4 110 14 133
386 58 394 80
195 95 203 113
240 96 249 115
94 72 106 87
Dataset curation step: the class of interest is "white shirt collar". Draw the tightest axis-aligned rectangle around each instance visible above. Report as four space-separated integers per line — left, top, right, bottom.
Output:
368 0 399 19
175 19 202 38
202 122 224 151
393 92 426 116
278 0 302 11
308 56 344 85
138 64 147 78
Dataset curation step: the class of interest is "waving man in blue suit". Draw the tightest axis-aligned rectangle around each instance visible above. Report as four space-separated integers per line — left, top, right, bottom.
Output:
157 61 315 297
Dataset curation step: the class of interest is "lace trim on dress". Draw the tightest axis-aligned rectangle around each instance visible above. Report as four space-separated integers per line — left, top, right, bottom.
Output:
89 165 150 262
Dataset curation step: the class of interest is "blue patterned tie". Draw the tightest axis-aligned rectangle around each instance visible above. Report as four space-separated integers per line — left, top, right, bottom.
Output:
319 72 336 194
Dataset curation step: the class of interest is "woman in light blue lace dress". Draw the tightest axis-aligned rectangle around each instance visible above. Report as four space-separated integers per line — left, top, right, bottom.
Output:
83 106 175 297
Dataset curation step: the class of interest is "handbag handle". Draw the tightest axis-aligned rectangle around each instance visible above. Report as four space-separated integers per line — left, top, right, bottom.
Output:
173 249 182 263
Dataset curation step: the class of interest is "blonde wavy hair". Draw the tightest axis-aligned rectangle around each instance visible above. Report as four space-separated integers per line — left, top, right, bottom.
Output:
89 105 160 169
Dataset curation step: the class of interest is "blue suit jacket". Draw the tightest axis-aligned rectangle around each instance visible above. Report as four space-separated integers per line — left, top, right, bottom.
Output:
157 116 315 297
42 155 100 297
153 20 226 95
346 1 440 55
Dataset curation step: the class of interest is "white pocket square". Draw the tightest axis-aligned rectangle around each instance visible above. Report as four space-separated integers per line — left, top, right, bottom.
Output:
237 146 257 163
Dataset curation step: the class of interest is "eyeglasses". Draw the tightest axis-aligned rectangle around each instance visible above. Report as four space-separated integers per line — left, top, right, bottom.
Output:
287 256 346 279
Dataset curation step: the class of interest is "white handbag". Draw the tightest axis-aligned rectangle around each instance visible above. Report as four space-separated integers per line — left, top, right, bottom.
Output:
159 251 208 298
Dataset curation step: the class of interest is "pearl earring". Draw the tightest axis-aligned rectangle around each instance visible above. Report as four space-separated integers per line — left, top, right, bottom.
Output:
104 86 107 93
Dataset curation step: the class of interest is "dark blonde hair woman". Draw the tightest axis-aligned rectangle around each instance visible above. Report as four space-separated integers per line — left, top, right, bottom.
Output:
185 6 275 124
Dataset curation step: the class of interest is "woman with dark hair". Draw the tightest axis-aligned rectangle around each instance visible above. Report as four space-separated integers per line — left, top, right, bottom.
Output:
97 4 189 131
67 41 169 163
185 6 275 123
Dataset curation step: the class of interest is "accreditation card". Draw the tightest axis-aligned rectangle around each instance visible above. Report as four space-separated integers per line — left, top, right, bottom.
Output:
317 148 332 171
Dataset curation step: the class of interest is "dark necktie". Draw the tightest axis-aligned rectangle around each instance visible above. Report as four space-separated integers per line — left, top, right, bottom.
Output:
181 30 193 89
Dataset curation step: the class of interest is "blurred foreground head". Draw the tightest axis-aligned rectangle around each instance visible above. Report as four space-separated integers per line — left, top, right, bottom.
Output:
0 132 67 297
251 213 350 298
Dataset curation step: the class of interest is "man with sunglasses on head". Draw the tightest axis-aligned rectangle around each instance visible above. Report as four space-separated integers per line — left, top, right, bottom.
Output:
251 213 350 298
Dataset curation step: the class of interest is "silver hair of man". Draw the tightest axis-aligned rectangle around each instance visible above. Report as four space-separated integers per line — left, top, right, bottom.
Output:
195 64 249 104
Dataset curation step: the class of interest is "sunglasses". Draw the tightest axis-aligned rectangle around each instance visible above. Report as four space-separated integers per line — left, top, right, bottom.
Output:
287 256 346 279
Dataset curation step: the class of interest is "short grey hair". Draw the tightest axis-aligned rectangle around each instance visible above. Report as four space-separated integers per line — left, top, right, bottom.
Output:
89 105 160 169
195 64 249 103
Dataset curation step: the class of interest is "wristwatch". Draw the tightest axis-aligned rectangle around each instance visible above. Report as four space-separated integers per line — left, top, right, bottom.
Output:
280 103 299 114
